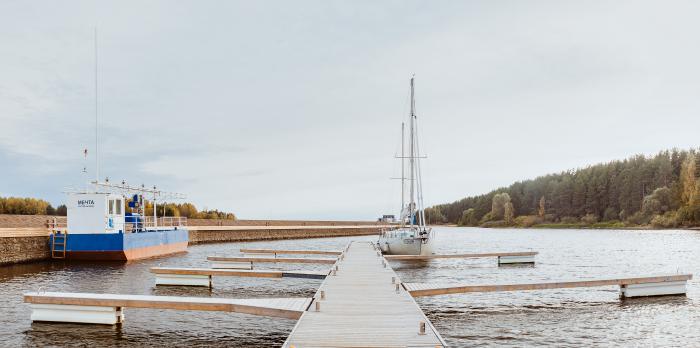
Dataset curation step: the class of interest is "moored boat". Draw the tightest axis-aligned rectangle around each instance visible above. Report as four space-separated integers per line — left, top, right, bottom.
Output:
378 76 434 255
50 183 189 261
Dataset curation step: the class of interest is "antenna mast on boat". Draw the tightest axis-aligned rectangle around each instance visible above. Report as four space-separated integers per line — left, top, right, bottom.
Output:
94 26 100 186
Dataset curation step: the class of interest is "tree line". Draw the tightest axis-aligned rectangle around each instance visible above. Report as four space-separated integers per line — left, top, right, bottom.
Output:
136 201 236 220
0 197 67 216
426 148 700 228
0 196 236 220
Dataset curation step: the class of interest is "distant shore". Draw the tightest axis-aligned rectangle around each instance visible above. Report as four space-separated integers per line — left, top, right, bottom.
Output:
430 223 700 231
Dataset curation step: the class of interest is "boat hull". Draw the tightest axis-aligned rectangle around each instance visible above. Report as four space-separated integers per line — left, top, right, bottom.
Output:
379 232 433 256
53 229 189 261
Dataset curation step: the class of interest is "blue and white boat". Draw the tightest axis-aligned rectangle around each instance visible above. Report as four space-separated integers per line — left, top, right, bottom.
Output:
50 183 188 261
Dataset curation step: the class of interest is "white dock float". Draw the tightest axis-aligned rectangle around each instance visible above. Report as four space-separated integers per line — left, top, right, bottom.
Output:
385 251 538 265
24 292 313 324
151 267 328 287
283 242 446 348
404 274 693 299
497 254 536 264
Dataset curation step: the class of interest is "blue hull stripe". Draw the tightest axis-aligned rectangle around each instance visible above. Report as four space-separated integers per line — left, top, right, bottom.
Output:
52 229 189 252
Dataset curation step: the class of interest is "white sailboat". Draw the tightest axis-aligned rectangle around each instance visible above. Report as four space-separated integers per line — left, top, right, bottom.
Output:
378 76 434 255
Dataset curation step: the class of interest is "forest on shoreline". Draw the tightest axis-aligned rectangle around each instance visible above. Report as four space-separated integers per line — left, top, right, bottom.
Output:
0 196 236 220
426 148 700 229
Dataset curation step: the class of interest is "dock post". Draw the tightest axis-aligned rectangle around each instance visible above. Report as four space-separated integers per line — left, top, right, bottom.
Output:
419 321 426 335
320 291 325 300
315 301 321 312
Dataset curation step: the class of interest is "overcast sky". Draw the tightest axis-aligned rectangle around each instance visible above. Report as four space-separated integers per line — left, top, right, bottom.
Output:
1 1 699 220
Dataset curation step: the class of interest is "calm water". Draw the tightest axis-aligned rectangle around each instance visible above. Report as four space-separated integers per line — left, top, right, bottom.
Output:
2 227 699 347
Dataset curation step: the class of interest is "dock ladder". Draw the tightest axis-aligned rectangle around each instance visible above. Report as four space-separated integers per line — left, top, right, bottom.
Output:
49 218 67 259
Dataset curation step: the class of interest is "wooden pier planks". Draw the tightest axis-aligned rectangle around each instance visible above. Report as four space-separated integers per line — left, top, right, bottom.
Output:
283 242 446 348
207 256 337 264
404 274 693 297
385 251 538 261
24 292 312 319
150 267 328 279
240 248 343 256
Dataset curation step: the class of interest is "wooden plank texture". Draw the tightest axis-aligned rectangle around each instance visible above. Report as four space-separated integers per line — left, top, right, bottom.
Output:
283 242 446 348
240 248 343 256
24 292 312 319
151 267 328 279
405 274 693 297
207 256 337 264
385 251 538 261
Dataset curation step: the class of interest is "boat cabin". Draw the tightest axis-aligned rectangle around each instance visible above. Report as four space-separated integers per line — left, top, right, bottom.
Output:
67 192 126 234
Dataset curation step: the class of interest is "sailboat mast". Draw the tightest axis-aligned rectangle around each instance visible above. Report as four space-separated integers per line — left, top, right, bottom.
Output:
401 122 405 218
409 76 416 226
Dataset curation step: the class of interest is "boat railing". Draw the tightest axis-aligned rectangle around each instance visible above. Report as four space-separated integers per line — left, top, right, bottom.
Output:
380 226 432 240
123 216 188 233
47 218 67 233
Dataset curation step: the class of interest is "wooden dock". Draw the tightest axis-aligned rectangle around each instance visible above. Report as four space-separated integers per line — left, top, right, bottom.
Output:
24 292 312 324
283 242 446 348
240 248 343 256
385 251 537 260
385 251 538 264
207 256 337 264
404 274 693 298
151 267 328 279
151 267 328 287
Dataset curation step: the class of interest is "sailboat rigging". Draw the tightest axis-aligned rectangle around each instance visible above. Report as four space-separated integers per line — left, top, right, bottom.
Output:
378 76 434 255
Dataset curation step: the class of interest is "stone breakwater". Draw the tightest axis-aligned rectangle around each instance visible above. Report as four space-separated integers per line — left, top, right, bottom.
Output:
0 236 52 265
187 226 381 244
0 215 388 265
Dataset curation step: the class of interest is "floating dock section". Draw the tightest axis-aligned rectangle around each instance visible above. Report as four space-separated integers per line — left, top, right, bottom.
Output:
24 292 312 324
151 267 328 287
385 251 538 264
207 255 337 269
240 248 343 256
404 274 693 298
283 242 446 348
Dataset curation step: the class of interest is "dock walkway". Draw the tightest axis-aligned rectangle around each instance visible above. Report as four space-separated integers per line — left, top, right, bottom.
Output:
283 242 446 348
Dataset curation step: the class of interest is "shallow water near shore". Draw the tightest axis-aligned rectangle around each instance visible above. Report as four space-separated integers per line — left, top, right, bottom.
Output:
1 227 699 347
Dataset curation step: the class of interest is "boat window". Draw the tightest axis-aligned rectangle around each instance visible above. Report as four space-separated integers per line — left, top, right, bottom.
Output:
109 200 114 215
115 199 122 215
